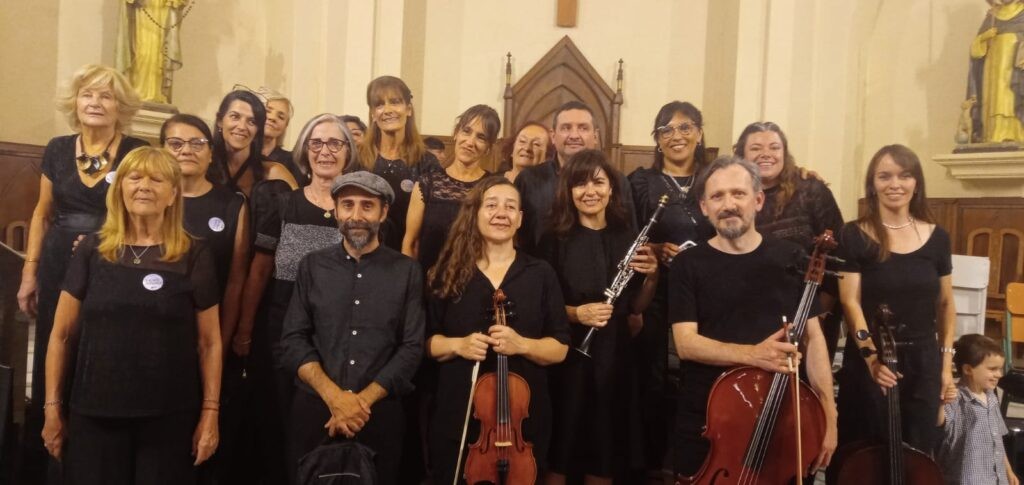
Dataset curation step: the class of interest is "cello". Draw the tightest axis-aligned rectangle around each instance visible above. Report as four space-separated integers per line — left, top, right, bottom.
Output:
676 231 838 485
825 305 943 485
454 289 537 485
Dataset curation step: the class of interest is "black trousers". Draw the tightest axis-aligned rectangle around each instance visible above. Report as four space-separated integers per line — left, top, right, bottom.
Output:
63 410 197 485
287 389 403 485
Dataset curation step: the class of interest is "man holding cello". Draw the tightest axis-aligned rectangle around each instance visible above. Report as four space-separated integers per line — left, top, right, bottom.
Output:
668 156 837 481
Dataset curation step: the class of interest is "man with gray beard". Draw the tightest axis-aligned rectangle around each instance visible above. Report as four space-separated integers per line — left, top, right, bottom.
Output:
280 171 425 485
667 156 837 479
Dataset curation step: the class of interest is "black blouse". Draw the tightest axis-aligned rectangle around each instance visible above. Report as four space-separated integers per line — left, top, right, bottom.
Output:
427 252 570 444
757 177 844 249
183 185 245 295
62 235 219 417
372 153 439 250
416 164 487 272
627 166 713 247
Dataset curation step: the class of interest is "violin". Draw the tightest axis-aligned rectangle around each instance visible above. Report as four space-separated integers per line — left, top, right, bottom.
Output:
456 289 536 485
825 305 943 485
676 231 839 485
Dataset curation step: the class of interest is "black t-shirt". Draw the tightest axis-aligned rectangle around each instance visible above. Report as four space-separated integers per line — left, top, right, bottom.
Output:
416 163 487 272
836 223 952 340
62 235 219 417
183 185 245 295
427 253 570 451
667 237 811 413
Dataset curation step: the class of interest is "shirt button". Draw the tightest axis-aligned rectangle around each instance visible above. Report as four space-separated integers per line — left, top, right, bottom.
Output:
352 330 358 336
346 255 351 260
349 359 356 365
357 273 362 278
355 300 360 305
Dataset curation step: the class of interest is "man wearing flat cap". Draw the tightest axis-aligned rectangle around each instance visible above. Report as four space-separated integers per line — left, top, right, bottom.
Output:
280 171 425 485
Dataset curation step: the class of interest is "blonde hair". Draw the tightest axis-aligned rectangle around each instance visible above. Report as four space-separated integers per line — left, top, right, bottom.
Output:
57 64 142 132
98 146 191 263
256 86 294 147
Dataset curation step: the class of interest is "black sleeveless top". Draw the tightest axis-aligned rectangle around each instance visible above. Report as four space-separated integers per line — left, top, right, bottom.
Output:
416 163 487 272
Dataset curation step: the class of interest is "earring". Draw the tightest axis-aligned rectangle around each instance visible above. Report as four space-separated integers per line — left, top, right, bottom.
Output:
656 146 662 153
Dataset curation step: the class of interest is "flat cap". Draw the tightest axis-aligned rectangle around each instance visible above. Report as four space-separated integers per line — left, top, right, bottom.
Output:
330 171 395 204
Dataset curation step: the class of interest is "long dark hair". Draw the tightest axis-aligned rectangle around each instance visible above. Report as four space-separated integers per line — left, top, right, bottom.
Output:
548 149 629 238
359 76 427 169
733 121 798 218
453 104 501 149
651 101 706 172
429 176 518 299
211 90 267 188
857 144 934 262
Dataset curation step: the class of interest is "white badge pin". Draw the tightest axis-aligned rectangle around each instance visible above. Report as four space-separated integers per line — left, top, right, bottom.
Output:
142 273 164 291
105 171 117 184
208 217 226 232
400 179 414 193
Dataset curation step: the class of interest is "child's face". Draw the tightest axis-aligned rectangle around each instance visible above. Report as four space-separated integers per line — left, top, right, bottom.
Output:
963 354 1006 392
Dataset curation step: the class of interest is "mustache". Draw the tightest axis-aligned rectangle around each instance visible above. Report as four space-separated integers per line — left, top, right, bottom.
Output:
341 220 373 231
717 209 742 219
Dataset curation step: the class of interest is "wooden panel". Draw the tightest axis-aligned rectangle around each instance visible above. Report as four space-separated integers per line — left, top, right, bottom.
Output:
0 141 44 251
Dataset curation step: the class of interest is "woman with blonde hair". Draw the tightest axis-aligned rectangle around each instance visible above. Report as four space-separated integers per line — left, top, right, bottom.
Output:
255 87 304 183
16 63 149 480
359 75 439 249
41 146 222 484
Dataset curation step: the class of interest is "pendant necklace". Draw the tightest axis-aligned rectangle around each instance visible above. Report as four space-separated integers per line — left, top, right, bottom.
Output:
76 134 116 175
127 244 152 265
307 186 333 219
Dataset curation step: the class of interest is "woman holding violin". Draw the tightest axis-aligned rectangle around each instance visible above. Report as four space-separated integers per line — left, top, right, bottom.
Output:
834 145 955 462
426 177 570 484
540 150 658 484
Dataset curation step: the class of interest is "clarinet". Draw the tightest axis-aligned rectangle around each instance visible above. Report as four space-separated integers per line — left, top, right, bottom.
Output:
576 195 668 357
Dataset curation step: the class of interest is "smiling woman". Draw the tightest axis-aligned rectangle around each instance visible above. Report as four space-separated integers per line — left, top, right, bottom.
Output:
210 90 297 196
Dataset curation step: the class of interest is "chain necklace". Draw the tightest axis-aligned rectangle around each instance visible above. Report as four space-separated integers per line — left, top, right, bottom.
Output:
882 217 915 230
305 186 334 219
662 172 697 224
127 244 153 265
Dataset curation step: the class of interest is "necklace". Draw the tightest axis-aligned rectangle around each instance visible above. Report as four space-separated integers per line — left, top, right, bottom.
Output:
127 244 152 265
76 134 117 175
882 217 915 230
306 186 334 219
663 173 697 225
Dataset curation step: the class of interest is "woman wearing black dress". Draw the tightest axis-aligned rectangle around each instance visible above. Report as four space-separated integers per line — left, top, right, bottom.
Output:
836 144 955 454
426 177 570 484
358 76 439 250
626 101 712 475
257 87 303 182
233 113 358 483
41 146 222 485
17 64 149 480
403 104 499 271
209 90 297 197
541 150 658 484
734 121 845 360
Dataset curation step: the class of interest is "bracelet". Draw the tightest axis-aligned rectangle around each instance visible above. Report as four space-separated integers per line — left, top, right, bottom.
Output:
940 346 957 355
43 400 62 409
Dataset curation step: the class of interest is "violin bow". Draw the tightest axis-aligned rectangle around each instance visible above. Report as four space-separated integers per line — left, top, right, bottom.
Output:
453 358 481 485
783 316 803 479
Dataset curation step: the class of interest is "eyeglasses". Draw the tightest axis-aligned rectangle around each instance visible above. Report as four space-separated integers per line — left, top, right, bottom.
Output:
307 138 348 153
164 137 209 152
654 122 698 138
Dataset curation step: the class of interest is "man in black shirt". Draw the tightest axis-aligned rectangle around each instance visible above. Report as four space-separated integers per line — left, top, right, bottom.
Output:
668 156 837 479
280 171 425 485
515 101 636 254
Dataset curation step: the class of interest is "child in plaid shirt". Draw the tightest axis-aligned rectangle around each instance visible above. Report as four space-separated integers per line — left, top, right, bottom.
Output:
936 334 1019 485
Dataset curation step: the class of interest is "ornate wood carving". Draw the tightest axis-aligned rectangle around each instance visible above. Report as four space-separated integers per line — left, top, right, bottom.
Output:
0 141 44 251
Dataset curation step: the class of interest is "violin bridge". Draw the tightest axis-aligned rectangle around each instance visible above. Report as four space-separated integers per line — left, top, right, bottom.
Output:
494 441 513 447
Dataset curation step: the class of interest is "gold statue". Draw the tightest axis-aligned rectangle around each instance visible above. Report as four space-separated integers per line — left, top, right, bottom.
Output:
966 0 1024 143
115 0 192 104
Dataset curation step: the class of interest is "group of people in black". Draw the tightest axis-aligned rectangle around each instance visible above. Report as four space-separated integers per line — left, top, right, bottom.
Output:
15 62 994 485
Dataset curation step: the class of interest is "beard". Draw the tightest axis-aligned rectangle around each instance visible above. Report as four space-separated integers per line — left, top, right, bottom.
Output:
340 220 380 250
714 210 751 240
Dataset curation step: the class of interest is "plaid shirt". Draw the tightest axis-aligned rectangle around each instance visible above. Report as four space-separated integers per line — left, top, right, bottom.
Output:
936 385 1011 485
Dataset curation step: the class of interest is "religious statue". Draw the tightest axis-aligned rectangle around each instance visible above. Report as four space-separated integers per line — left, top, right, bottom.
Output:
965 0 1024 144
115 0 193 104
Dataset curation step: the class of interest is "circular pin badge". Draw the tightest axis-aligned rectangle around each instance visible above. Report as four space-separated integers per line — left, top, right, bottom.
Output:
400 179 414 193
142 273 164 291
208 217 226 232
104 171 117 184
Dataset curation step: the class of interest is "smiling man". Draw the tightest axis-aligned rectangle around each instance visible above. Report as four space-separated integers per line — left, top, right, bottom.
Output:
280 171 425 485
667 156 837 480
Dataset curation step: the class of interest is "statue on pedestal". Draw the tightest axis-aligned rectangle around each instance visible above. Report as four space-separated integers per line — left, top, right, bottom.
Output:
115 0 192 105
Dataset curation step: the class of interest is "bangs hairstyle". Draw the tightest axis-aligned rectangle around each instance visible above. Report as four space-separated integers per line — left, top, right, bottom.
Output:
952 333 1004 376
733 121 797 218
857 144 934 262
291 113 360 182
499 121 554 172
211 90 268 187
548 149 629 238
359 76 426 169
452 104 501 148
98 146 190 263
429 176 519 299
57 64 142 132
651 101 706 172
